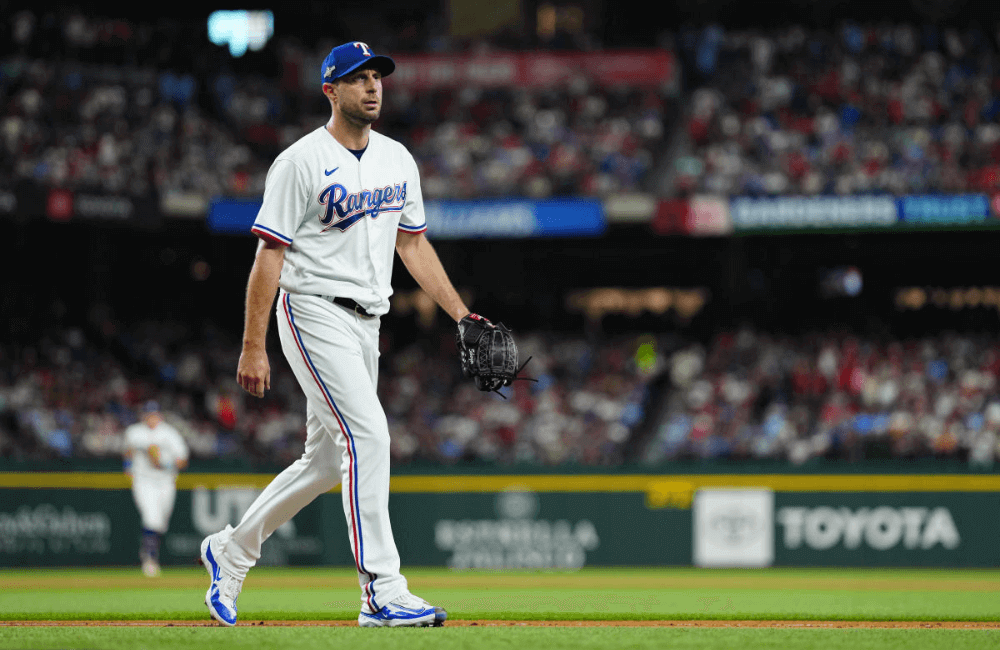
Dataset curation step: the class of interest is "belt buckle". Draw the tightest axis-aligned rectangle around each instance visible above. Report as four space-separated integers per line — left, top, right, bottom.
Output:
325 295 374 319
353 303 373 319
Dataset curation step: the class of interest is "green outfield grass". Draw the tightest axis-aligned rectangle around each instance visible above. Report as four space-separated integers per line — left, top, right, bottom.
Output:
1 567 998 650
2 627 999 650
0 567 998 622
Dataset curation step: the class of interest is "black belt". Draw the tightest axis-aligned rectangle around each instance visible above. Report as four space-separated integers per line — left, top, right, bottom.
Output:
322 296 376 319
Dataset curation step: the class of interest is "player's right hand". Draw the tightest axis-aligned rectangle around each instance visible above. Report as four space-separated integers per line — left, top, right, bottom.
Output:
237 345 270 398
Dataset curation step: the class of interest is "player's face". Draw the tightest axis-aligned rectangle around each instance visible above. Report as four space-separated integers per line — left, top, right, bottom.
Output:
334 67 382 125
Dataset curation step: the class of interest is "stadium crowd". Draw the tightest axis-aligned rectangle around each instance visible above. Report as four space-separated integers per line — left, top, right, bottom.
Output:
0 317 651 467
644 329 1000 467
674 23 1000 196
10 14 1000 203
5 11 1000 469
1 10 670 202
4 316 1000 467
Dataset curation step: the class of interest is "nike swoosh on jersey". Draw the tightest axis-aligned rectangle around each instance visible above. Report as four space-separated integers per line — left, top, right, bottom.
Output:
325 167 339 176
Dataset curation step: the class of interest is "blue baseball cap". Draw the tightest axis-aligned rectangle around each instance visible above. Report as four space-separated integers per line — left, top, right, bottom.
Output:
142 400 160 413
321 41 395 84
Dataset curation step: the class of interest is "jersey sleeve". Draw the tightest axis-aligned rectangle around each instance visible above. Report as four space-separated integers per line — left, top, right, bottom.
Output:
169 427 189 463
397 153 427 234
124 426 139 452
251 159 310 246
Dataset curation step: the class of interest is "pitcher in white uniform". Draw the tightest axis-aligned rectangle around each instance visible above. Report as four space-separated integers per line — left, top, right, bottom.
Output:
199 41 487 628
124 400 189 577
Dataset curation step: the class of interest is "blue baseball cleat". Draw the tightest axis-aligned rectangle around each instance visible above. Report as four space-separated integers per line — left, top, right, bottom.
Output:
358 592 447 628
200 535 243 627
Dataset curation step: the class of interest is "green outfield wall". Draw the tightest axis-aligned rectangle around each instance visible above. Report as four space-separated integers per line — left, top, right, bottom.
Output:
1 470 998 568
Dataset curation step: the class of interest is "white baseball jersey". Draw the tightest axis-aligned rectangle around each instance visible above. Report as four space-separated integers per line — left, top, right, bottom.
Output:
125 420 189 483
250 127 427 316
213 125 429 610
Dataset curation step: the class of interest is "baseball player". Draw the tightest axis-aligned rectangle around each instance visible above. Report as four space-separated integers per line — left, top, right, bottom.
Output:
199 41 485 628
124 401 189 577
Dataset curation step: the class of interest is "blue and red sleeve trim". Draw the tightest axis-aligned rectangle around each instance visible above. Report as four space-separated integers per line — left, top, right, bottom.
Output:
397 222 427 234
251 224 293 246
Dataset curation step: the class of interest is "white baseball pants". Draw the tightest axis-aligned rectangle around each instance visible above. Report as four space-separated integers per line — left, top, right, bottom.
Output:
131 478 176 534
211 290 407 610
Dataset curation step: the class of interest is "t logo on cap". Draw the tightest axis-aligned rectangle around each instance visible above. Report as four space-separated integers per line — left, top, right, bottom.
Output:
320 42 396 84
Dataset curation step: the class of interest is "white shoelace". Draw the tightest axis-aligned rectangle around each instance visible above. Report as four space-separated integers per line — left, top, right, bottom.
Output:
221 575 243 604
392 592 431 610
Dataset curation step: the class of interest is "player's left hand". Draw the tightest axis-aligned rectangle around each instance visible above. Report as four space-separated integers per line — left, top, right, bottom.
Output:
456 314 536 396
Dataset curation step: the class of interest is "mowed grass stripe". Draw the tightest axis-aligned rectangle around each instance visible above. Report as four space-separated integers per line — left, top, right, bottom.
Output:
0 627 997 650
0 568 998 622
3 611 1000 622
3 568 1000 592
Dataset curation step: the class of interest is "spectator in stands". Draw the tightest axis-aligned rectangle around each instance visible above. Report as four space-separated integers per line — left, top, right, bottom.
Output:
674 23 1000 198
643 329 1000 466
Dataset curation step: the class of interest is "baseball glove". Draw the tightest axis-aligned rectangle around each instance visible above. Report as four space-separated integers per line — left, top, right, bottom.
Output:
456 314 535 397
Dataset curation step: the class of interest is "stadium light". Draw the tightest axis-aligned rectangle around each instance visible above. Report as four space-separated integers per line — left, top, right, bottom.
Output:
208 10 274 57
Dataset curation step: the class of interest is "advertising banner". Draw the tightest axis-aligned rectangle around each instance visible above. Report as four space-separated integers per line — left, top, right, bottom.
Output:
693 489 774 567
731 196 898 231
35 189 159 226
652 196 731 235
602 193 657 224
160 190 209 218
0 489 136 567
207 198 263 234
688 489 989 567
387 490 689 568
4 474 1000 568
0 486 689 568
688 196 732 235
74 194 135 220
424 199 605 239
0 487 326 567
208 198 606 239
46 189 73 221
772 492 997 567
897 194 991 226
391 50 674 90
731 194 997 232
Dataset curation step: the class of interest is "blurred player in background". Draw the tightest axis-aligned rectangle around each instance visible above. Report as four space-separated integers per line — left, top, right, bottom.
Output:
123 401 189 577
